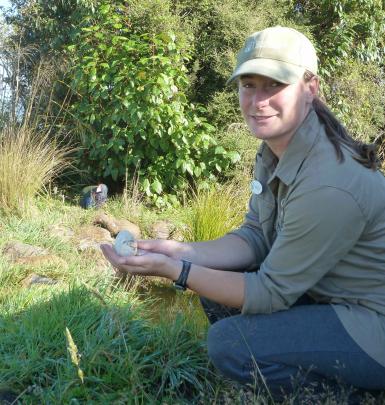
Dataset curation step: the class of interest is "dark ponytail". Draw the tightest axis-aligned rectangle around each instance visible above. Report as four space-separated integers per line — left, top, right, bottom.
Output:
304 72 379 170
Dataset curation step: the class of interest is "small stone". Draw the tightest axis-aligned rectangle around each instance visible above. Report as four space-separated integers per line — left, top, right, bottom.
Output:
80 249 114 274
22 273 58 287
114 230 137 257
47 224 74 242
75 225 113 252
2 241 49 261
172 227 186 242
15 254 68 269
115 219 141 239
93 212 141 239
150 220 174 240
93 212 119 235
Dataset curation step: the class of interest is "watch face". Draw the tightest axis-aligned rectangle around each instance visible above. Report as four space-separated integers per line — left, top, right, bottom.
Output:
173 282 186 291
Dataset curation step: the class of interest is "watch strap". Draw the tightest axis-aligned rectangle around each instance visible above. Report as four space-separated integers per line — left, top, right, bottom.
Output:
173 260 192 291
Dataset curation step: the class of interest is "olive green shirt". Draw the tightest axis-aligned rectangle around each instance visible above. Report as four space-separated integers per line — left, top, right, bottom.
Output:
230 109 385 367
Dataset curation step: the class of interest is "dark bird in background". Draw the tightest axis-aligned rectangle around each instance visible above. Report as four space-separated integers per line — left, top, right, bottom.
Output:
80 184 108 209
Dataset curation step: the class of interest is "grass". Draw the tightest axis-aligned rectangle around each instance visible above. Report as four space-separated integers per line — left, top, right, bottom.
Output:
0 193 383 404
184 180 249 242
0 200 211 403
0 125 72 217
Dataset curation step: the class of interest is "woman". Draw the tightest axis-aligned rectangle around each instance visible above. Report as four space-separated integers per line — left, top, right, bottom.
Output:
101 26 385 400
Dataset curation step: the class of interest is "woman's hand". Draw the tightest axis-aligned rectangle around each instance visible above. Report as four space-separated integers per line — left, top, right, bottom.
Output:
100 243 181 280
136 239 190 260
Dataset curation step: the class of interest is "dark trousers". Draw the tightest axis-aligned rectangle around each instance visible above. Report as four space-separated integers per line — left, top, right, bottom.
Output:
200 295 385 402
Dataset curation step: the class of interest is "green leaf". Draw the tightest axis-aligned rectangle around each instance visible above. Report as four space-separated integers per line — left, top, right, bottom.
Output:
100 4 111 14
227 151 241 163
142 178 151 196
151 179 163 194
214 146 225 155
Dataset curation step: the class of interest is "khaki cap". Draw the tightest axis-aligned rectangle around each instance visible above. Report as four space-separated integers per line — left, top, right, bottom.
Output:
228 26 318 84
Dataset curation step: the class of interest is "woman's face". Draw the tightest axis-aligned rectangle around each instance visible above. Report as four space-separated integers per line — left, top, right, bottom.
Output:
238 74 318 157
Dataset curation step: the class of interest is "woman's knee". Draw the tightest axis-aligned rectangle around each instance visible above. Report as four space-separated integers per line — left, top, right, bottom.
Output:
206 316 258 383
207 318 239 376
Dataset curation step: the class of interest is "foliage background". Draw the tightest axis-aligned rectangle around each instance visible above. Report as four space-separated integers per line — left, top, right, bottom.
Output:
1 0 384 202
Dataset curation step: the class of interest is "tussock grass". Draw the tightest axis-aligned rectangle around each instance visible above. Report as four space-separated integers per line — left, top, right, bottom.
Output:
184 181 249 242
0 126 72 216
0 38 74 217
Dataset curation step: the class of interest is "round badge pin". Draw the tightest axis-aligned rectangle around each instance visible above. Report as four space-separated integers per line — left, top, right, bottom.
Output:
250 180 263 195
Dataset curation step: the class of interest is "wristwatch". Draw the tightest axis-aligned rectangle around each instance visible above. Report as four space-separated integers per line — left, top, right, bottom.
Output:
173 260 192 291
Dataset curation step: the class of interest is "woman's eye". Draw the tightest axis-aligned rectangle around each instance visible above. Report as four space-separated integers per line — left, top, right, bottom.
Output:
270 81 281 87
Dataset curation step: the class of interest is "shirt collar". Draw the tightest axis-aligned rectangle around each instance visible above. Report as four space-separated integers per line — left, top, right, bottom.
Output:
257 109 321 186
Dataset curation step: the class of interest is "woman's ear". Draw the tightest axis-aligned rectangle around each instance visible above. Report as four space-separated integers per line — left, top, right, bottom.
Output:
305 76 319 103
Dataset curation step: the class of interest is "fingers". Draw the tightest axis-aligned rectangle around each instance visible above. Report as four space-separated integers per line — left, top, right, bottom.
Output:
100 243 172 278
101 244 142 265
137 239 182 257
137 239 162 250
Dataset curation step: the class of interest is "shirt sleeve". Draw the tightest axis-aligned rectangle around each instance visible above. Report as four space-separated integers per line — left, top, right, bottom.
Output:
242 186 366 314
228 192 270 269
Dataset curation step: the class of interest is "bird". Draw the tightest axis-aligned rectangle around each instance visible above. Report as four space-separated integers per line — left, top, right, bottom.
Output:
80 184 108 209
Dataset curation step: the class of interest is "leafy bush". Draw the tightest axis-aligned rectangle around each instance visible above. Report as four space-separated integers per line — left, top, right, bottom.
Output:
69 2 239 207
322 60 385 144
174 0 294 128
290 0 385 146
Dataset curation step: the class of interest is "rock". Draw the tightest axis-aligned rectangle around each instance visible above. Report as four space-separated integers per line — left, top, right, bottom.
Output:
114 230 137 256
93 212 141 239
15 254 68 269
21 273 58 287
115 219 141 239
149 220 174 240
75 225 113 252
93 212 119 235
80 249 114 274
47 224 74 242
172 227 186 242
2 241 49 261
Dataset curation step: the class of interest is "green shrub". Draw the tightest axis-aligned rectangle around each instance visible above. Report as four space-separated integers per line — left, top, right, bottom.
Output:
322 60 385 144
174 0 294 128
69 1 239 207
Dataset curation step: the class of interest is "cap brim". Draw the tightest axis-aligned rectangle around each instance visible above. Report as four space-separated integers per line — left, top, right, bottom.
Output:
227 58 305 85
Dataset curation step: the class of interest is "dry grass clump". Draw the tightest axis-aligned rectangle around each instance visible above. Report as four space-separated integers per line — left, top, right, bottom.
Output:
0 125 72 216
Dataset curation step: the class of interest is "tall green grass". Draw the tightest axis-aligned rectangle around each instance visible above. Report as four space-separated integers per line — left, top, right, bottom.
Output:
184 181 249 242
0 283 213 403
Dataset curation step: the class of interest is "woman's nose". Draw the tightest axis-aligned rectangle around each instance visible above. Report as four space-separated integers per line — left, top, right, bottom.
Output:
251 91 269 109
